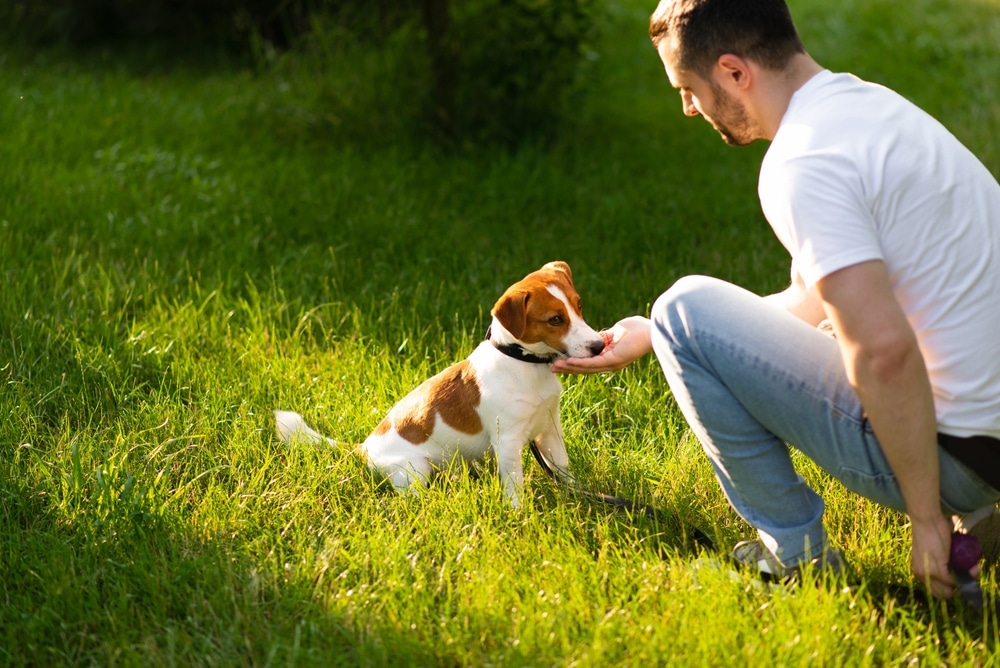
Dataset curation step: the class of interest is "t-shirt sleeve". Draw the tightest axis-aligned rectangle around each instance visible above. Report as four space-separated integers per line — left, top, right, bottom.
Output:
759 150 884 291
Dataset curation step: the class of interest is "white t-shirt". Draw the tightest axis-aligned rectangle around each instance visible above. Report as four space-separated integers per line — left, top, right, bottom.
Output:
760 70 1000 439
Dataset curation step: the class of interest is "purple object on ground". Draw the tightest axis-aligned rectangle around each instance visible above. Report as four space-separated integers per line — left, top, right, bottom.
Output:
950 532 984 610
950 532 984 571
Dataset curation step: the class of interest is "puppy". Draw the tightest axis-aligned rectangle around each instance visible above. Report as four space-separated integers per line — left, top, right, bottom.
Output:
275 261 605 506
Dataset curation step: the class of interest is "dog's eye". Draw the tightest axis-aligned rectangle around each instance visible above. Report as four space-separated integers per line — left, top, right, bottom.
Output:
548 315 565 326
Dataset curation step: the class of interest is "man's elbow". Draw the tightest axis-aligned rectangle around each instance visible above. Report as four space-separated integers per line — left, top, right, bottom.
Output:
853 333 925 386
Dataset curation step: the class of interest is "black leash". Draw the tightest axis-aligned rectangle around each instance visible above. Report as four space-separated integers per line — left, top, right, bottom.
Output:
529 440 714 549
485 325 713 549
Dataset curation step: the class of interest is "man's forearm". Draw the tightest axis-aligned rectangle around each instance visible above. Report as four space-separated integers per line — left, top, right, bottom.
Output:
852 345 941 521
856 348 956 596
816 259 955 595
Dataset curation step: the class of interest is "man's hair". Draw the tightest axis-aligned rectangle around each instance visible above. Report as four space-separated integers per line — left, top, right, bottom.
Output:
649 0 805 77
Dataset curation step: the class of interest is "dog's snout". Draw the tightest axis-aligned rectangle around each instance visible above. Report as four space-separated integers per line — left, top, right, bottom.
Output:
588 340 606 357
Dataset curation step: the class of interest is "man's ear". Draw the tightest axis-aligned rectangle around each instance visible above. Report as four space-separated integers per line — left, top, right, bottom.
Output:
715 53 752 91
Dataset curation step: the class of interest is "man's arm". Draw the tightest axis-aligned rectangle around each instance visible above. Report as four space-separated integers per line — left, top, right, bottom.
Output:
556 266 820 375
815 260 955 597
764 265 827 326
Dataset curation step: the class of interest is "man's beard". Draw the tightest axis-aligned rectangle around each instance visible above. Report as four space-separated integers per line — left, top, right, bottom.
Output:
707 81 756 146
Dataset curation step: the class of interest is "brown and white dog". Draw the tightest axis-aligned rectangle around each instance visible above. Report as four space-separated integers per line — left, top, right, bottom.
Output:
274 261 605 506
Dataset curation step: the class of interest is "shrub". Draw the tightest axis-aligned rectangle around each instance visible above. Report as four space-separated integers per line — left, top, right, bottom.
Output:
0 0 604 146
0 0 296 48
424 0 603 144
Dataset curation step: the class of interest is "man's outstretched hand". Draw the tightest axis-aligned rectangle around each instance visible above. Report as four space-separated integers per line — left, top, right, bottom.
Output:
552 316 654 374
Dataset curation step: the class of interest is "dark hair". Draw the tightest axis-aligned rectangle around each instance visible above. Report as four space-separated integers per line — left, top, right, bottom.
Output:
649 0 805 77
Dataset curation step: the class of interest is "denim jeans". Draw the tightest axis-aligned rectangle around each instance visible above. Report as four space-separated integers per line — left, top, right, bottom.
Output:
650 275 1000 566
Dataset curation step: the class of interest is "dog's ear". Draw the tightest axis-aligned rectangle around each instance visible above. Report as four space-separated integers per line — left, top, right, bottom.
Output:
543 261 572 281
492 290 529 339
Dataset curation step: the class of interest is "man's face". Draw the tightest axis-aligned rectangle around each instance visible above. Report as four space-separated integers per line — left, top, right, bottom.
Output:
657 39 758 146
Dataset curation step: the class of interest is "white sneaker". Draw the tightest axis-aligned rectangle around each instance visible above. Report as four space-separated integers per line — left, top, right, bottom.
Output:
731 539 848 583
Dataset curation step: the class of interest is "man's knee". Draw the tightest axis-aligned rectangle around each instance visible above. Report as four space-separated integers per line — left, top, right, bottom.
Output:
651 274 731 332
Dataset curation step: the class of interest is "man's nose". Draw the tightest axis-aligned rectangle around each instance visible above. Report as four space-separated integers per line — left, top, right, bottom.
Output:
682 92 699 117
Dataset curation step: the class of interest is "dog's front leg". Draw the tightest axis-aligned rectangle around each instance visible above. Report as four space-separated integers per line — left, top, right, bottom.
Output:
493 437 526 507
532 413 574 484
535 430 573 483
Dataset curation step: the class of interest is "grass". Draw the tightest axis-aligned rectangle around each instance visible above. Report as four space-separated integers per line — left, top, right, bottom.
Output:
2 0 1000 665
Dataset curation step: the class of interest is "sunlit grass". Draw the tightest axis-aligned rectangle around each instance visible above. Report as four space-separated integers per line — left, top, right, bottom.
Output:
2 0 1000 665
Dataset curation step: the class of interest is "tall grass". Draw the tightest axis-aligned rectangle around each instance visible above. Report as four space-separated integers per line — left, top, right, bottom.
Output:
2 0 1000 665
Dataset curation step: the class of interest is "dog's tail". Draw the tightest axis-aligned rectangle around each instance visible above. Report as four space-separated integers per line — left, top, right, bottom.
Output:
274 410 337 447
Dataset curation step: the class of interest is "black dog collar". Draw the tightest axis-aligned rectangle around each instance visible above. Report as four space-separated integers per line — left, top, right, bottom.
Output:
485 326 559 364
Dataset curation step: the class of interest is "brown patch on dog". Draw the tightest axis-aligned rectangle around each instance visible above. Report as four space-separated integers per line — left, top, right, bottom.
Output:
373 417 392 436
491 261 582 350
396 414 431 444
389 360 483 445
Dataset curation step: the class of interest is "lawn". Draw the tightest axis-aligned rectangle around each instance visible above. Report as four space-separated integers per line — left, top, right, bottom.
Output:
2 0 1000 665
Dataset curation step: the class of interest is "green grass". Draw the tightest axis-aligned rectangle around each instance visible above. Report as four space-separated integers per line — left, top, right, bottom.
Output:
3 0 1000 665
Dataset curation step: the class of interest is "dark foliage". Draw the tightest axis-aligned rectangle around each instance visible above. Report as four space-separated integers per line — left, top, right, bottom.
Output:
0 0 602 145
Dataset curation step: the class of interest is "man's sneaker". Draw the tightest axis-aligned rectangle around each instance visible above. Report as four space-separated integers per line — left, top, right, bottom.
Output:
732 539 848 583
954 505 1000 566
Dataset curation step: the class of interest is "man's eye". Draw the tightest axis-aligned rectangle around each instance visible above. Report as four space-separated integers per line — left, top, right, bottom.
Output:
548 315 565 326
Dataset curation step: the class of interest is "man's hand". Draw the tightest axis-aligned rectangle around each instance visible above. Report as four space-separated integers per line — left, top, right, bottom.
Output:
552 316 653 374
911 514 960 598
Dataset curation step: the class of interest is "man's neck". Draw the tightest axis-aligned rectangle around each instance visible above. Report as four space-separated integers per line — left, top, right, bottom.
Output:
753 54 824 140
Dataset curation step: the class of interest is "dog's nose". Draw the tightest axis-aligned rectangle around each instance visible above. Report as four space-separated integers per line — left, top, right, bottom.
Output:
588 340 606 356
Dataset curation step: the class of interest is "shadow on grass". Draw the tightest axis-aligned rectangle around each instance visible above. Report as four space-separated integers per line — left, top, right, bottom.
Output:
525 471 715 562
0 474 466 666
863 569 999 632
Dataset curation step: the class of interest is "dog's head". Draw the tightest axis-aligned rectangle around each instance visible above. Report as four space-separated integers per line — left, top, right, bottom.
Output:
491 261 605 360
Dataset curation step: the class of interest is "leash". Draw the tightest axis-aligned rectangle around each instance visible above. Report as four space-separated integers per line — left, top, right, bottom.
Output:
485 324 712 548
529 440 714 549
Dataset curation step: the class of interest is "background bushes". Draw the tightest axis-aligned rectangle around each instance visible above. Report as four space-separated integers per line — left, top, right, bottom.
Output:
0 0 604 145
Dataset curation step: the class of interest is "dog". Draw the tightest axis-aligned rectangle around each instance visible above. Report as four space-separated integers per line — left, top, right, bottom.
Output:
274 261 606 506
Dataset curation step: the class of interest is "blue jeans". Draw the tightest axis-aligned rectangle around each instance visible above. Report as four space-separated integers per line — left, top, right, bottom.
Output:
650 275 1000 566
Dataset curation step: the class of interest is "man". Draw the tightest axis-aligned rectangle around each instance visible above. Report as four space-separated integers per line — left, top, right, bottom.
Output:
554 0 1000 598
